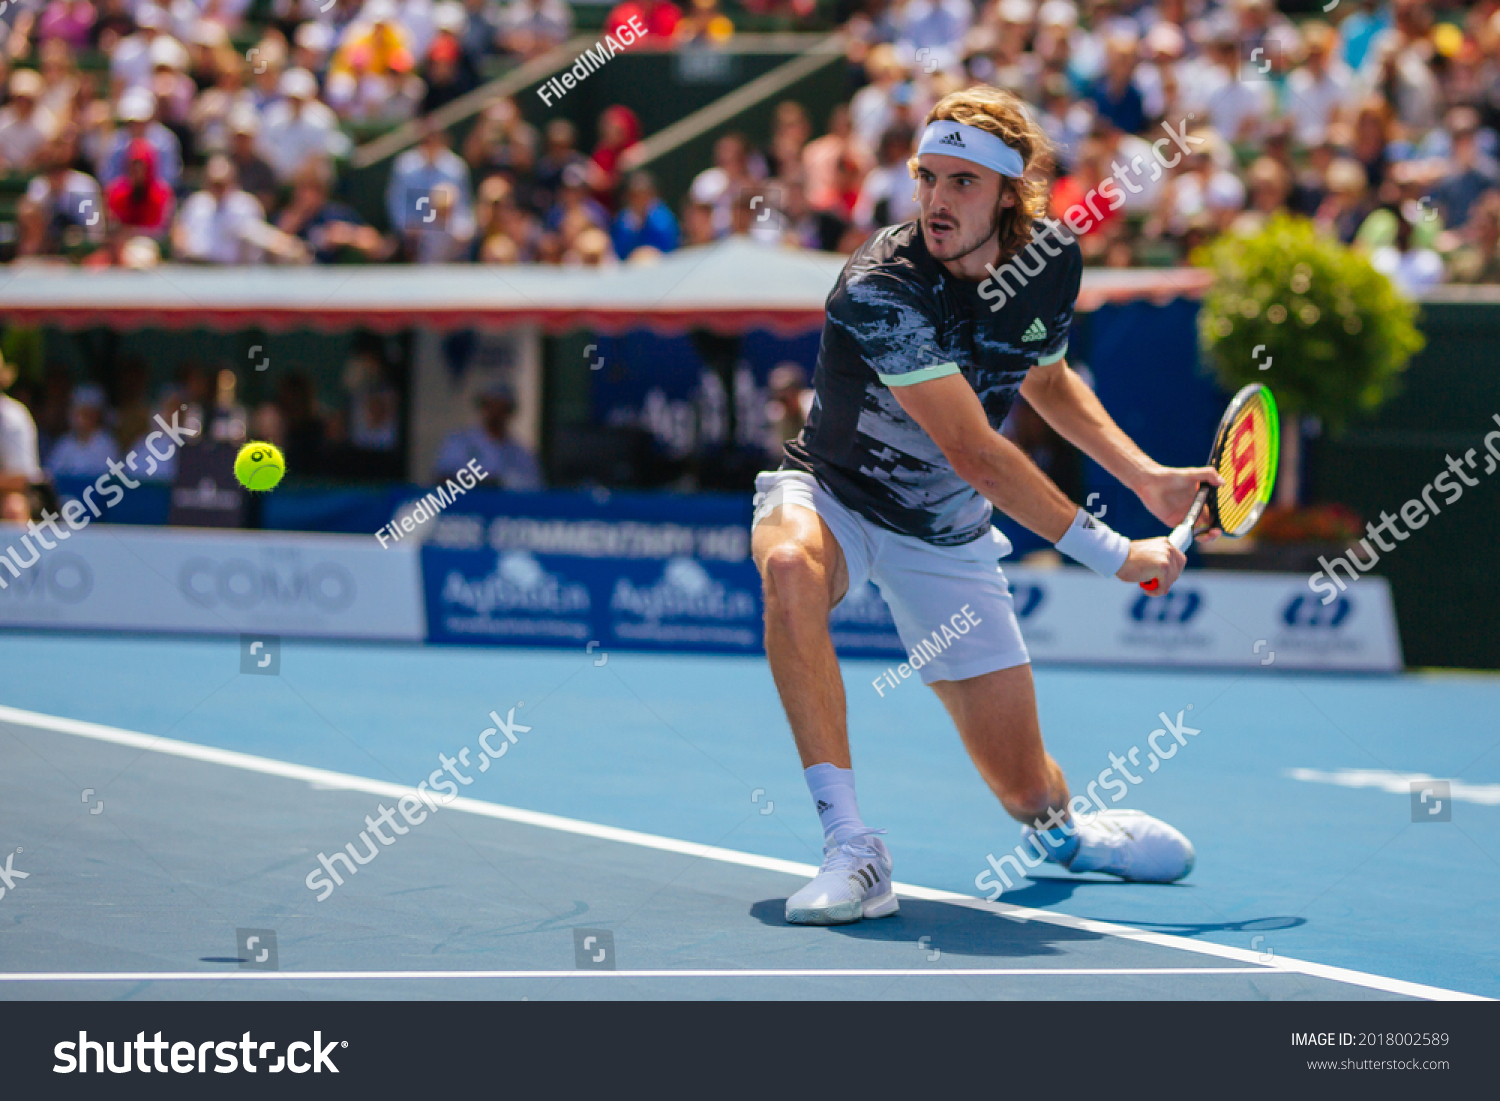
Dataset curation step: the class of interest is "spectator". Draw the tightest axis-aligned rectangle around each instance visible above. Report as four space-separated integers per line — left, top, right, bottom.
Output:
24 134 105 253
458 0 504 62
0 351 43 523
1351 94 1397 192
1357 0 1439 133
893 0 972 76
37 0 97 50
803 103 867 212
0 69 57 175
463 97 540 194
147 34 195 144
605 0 680 42
499 0 573 58
690 131 764 236
100 87 183 189
1134 21 1185 127
330 0 416 78
258 67 349 182
433 382 541 488
542 161 609 258
278 159 392 263
1285 20 1353 148
387 122 476 260
36 38 83 128
92 0 135 51
172 154 270 263
1315 156 1375 246
1196 22 1272 145
1088 32 1145 135
420 19 480 115
109 4 168 91
224 106 278 214
679 194 715 246
1447 189 1500 284
326 0 423 122
849 44 908 152
476 173 543 261
45 383 118 480
675 0 733 46
291 19 335 76
763 99 811 179
612 170 679 260
534 118 587 213
1431 107 1497 231
588 104 642 208
853 125 918 229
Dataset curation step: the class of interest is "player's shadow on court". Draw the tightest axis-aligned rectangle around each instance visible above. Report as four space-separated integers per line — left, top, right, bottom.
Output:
750 896 1107 959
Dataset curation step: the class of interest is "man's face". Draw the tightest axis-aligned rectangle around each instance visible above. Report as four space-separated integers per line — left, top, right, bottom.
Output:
915 152 1009 264
481 397 513 434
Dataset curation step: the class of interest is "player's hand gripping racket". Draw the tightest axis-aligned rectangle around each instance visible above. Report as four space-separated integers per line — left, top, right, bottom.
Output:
1141 382 1279 592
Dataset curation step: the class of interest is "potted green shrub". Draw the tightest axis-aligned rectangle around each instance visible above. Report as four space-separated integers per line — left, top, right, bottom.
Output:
1191 214 1425 567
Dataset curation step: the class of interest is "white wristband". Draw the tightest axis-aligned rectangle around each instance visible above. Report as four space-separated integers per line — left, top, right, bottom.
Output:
1055 508 1130 578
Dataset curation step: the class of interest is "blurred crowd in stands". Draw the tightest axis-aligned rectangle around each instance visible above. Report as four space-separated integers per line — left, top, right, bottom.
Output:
0 0 1499 290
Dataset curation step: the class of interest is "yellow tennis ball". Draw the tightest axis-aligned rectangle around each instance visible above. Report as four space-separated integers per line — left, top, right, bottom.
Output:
235 441 286 492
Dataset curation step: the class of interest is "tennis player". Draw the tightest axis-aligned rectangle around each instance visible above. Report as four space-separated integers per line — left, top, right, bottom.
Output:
752 85 1221 925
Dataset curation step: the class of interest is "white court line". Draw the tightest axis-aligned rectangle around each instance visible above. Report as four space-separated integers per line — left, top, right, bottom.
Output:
0 703 1487 1002
0 968 1275 982
1288 767 1500 805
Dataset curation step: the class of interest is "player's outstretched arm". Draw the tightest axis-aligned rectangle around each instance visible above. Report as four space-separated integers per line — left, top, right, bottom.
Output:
1019 359 1222 533
889 372 1186 590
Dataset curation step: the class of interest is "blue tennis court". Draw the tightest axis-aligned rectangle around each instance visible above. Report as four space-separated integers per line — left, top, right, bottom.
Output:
0 631 1494 1000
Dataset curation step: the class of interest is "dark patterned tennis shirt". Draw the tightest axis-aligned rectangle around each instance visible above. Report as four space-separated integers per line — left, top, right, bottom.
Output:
783 219 1082 546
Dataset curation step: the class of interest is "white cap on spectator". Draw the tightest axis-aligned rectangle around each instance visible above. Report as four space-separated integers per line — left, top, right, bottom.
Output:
364 0 398 24
117 87 158 122
191 20 230 48
1205 174 1246 211
135 4 168 29
9 69 43 99
1037 0 1077 27
279 67 319 100
295 20 334 52
997 0 1035 25
1143 22 1185 58
149 35 189 71
228 104 261 135
433 1 467 33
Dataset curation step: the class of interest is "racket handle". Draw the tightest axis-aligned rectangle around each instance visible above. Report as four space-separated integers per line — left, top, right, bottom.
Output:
1139 523 1196 592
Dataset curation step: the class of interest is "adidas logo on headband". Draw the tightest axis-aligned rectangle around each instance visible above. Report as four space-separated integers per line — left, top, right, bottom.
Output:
917 120 1026 178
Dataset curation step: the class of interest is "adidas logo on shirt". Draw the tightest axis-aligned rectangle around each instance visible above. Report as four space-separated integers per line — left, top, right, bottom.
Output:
1022 318 1047 342
816 800 833 814
937 131 966 148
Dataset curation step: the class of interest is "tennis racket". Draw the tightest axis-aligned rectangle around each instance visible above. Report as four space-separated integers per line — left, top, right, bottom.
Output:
1141 382 1279 593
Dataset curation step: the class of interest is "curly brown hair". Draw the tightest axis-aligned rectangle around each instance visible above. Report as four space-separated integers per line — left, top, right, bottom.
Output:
908 85 1054 261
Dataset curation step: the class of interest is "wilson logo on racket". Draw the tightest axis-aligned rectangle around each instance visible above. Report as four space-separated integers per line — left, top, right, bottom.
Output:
1229 413 1259 503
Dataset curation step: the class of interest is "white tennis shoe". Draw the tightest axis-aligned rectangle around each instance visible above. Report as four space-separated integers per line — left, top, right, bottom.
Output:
1022 809 1195 883
785 829 898 925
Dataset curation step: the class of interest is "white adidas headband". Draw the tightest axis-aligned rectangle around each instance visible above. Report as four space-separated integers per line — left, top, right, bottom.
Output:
916 120 1026 178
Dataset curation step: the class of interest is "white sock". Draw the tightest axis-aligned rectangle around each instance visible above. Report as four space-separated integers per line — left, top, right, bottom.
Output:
804 763 866 842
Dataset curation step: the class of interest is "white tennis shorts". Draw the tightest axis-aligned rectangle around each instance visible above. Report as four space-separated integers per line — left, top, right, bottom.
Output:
752 469 1030 683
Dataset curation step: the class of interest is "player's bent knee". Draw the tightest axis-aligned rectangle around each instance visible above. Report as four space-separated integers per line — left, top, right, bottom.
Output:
760 543 830 614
